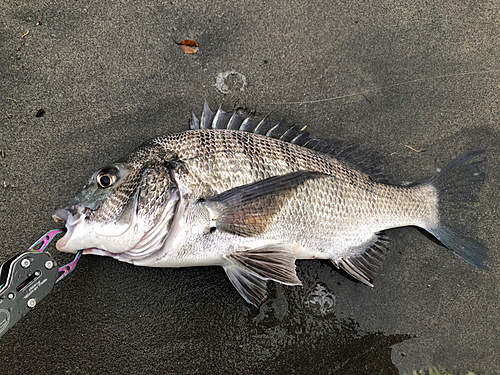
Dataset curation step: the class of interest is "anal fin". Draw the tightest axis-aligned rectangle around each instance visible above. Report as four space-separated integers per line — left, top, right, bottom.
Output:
223 244 301 306
333 233 389 286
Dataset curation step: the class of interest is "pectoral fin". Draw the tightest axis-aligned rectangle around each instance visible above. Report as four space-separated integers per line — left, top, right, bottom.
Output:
223 244 302 306
203 171 322 237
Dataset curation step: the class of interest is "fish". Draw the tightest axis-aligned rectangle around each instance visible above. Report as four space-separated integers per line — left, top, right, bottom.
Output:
53 101 488 306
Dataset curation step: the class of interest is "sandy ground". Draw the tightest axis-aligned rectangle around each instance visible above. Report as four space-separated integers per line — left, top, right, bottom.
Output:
1 1 499 374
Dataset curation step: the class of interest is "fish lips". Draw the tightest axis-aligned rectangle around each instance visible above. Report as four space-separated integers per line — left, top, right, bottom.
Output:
52 205 92 253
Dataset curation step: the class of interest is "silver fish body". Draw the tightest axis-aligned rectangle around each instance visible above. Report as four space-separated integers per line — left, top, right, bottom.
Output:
54 103 488 306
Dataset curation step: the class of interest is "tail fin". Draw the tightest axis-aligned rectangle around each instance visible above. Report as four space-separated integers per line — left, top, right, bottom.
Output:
424 150 489 270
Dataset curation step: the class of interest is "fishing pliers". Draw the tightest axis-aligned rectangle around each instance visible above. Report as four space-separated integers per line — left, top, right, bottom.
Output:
0 229 81 339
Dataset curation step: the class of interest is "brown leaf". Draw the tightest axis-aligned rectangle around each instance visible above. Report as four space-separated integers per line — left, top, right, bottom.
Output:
175 39 199 54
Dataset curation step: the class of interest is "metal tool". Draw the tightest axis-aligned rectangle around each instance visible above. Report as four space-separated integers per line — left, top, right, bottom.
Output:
0 229 82 339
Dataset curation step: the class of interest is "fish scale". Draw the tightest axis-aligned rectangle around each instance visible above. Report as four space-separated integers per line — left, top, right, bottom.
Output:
53 103 488 307
183 170 436 263
150 129 371 195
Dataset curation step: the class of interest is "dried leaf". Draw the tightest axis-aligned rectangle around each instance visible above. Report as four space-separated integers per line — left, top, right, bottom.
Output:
175 39 199 54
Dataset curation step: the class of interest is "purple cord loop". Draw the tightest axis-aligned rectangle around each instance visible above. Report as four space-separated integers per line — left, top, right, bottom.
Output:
26 229 82 283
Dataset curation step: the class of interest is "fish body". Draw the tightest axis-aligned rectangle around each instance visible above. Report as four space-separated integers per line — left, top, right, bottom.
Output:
54 103 488 306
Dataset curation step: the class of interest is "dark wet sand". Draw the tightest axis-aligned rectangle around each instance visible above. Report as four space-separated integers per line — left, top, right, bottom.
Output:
1 1 499 374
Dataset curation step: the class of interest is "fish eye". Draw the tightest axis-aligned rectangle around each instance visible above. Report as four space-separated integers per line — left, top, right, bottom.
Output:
96 168 118 189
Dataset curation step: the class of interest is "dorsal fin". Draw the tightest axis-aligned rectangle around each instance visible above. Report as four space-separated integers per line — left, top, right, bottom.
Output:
190 100 310 144
190 101 390 183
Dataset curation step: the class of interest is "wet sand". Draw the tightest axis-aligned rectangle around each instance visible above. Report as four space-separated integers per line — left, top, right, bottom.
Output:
1 1 499 373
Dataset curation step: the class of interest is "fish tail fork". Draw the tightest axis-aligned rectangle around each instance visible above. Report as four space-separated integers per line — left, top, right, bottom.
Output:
422 150 489 270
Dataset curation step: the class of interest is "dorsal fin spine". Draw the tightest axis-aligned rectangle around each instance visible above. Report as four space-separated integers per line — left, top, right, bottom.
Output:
227 112 244 130
200 100 214 129
253 118 270 135
212 107 223 129
190 113 199 130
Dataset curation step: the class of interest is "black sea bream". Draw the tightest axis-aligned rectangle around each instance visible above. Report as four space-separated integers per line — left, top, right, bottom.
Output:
53 102 488 306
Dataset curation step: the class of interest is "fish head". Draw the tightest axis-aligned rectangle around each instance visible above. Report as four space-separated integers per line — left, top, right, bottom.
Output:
53 145 180 257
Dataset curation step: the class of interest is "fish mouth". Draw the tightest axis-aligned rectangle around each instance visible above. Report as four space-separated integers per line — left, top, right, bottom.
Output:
52 205 92 253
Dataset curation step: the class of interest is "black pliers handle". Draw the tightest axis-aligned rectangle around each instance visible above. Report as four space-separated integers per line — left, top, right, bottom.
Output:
0 230 81 339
